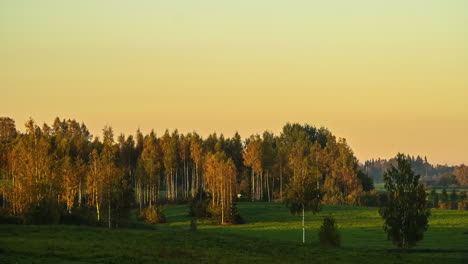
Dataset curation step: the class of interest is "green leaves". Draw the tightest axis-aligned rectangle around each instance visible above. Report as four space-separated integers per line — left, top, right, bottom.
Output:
379 153 430 249
284 169 322 215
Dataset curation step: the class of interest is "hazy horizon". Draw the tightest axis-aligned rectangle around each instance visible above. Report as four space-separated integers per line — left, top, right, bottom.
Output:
2 0 467 165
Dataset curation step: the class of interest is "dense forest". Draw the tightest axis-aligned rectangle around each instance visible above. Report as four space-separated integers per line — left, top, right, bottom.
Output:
0 117 376 226
363 157 467 187
1 117 466 227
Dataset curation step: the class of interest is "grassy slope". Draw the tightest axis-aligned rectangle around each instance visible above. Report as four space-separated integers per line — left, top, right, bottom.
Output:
1 203 467 264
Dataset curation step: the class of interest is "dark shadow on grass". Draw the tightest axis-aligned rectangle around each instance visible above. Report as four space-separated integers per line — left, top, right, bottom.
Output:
387 249 468 253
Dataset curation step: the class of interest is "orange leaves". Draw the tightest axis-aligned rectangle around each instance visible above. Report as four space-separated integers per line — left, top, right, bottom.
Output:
204 152 236 223
243 135 263 174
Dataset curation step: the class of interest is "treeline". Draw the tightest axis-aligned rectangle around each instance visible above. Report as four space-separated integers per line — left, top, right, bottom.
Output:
428 188 468 210
0 117 374 226
362 156 467 187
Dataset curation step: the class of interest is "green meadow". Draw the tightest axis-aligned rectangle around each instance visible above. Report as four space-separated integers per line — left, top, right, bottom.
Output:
1 202 467 264
374 183 468 194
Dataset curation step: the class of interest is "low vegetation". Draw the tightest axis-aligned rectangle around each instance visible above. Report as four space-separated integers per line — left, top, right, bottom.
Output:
1 117 467 263
1 203 467 263
319 216 340 247
137 206 166 224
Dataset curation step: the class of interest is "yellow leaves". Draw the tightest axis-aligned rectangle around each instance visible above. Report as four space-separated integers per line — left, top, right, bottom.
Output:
204 152 236 210
243 135 263 174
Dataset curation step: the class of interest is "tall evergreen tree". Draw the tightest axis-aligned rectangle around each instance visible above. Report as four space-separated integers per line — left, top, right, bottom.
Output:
379 153 430 250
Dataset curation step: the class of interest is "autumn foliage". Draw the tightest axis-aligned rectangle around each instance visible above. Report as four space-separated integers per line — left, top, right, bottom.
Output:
1 117 377 226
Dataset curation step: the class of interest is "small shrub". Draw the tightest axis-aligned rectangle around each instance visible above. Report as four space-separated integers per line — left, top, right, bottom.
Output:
207 204 222 224
457 200 468 210
206 204 244 225
438 202 451 210
60 207 98 226
0 215 22 224
0 208 22 224
0 215 22 225
189 199 211 219
189 189 211 219
190 218 197 231
139 206 166 224
188 190 243 225
319 216 340 247
230 203 244 224
359 190 380 207
22 199 61 225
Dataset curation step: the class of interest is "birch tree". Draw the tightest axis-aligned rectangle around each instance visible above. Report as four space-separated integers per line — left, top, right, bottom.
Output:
285 139 322 244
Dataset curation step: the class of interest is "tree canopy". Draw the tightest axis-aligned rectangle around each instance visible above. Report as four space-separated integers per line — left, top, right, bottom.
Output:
0 117 374 226
379 153 430 249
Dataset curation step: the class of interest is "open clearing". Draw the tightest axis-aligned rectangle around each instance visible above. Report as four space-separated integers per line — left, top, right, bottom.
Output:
1 202 467 263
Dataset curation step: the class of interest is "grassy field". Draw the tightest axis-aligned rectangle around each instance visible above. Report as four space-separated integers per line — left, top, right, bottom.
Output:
374 183 468 193
1 202 467 263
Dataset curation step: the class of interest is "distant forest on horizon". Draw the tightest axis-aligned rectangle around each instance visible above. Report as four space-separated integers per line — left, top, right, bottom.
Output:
363 156 465 186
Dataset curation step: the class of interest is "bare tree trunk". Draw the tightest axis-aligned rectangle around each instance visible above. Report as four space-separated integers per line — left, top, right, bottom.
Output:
192 162 196 197
302 205 305 244
271 171 274 201
280 163 283 201
166 172 170 200
96 190 100 222
266 171 270 202
251 170 255 201
135 177 138 205
221 181 225 225
175 169 178 200
186 162 189 198
149 185 152 208
108 187 111 229
138 181 142 211
229 170 232 219
78 180 82 207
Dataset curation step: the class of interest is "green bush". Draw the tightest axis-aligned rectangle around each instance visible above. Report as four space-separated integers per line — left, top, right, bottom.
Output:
22 199 61 225
0 208 22 224
319 216 340 247
230 203 244 224
189 199 211 219
206 203 244 225
207 204 222 223
190 218 197 231
359 190 380 206
60 206 98 226
138 206 166 224
188 189 211 219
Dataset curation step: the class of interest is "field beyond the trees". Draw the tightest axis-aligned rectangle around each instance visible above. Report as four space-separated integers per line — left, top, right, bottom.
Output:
1 202 467 264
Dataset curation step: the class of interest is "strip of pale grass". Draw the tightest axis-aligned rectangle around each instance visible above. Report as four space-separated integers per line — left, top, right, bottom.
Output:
163 202 468 250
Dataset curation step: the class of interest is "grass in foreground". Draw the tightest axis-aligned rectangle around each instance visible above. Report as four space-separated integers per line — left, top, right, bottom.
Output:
0 202 467 264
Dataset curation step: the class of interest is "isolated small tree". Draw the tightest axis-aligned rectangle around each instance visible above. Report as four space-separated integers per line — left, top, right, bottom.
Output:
379 153 430 250
190 218 197 231
319 216 340 247
449 189 458 209
284 158 322 244
440 188 448 203
450 189 458 203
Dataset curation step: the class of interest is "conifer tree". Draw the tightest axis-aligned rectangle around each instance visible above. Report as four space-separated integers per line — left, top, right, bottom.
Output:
379 153 430 250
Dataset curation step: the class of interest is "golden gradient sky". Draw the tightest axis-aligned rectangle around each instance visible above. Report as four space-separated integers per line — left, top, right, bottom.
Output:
1 0 467 165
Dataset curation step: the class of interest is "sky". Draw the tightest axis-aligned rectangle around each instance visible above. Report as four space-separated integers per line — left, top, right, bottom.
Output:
1 0 467 165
